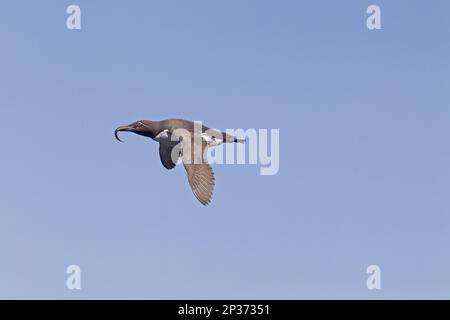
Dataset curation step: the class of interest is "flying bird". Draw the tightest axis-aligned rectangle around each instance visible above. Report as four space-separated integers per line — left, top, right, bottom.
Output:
115 119 244 206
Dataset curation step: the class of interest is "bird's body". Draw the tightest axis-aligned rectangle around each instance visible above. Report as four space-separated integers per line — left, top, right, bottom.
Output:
115 119 244 206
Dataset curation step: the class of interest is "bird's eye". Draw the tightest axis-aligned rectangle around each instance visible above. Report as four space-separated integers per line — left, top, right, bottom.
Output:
137 122 143 126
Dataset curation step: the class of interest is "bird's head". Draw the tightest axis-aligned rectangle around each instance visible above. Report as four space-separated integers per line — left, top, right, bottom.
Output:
115 120 156 142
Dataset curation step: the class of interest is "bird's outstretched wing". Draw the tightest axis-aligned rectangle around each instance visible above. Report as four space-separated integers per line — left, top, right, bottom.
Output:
183 162 215 206
180 138 215 206
159 143 181 170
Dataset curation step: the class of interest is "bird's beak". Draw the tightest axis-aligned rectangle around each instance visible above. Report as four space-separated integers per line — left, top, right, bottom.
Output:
114 125 134 142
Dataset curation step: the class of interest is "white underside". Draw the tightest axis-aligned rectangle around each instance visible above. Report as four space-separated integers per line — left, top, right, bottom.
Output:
154 130 172 144
201 133 223 146
154 130 224 147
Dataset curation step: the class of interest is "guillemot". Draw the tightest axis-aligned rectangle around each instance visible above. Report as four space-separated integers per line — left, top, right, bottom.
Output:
115 119 244 206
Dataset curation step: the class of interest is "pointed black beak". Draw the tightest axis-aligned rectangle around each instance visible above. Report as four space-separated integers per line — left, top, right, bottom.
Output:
114 125 134 142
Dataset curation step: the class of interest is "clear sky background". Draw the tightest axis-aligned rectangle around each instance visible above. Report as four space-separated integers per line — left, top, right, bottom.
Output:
0 0 449 299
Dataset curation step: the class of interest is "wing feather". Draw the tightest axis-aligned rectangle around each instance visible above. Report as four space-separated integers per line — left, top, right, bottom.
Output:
159 143 181 170
181 138 215 206
183 163 215 206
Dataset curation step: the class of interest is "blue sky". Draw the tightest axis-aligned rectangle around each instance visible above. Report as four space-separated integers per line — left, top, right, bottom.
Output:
0 0 449 299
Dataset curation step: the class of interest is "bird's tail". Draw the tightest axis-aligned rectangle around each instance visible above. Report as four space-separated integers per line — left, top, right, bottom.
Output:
222 132 246 143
